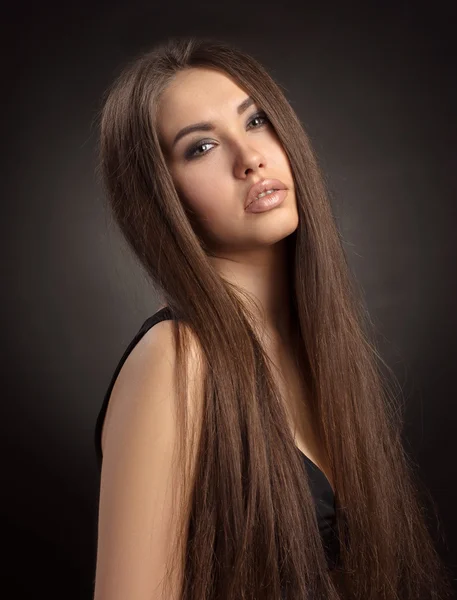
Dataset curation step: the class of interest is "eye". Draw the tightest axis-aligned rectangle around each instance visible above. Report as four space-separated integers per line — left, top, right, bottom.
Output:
246 111 269 130
185 140 215 160
184 111 271 160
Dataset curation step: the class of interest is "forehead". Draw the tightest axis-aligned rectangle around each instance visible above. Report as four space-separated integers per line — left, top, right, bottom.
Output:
156 68 250 143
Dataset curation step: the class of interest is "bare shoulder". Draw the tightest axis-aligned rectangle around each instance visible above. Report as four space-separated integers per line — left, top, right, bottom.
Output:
100 318 206 457
94 319 206 600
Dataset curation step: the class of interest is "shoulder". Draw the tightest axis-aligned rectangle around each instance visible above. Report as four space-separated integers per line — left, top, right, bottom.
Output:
134 318 207 399
141 317 206 370
101 318 206 458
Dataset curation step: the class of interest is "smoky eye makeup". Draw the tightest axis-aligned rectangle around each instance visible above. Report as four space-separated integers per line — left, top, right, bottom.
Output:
183 110 270 161
184 140 214 160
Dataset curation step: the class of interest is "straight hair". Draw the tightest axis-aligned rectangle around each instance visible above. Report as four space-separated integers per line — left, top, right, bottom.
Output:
96 35 453 599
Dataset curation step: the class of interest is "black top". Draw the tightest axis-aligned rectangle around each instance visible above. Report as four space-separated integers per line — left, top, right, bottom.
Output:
94 307 341 571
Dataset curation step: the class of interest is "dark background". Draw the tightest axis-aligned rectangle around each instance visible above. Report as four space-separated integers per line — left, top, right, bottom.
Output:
2 1 456 598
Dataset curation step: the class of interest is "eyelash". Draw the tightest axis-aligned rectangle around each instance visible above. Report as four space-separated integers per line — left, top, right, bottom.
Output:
185 111 270 160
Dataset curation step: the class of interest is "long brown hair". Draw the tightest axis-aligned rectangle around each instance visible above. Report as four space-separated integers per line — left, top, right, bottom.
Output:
96 36 453 599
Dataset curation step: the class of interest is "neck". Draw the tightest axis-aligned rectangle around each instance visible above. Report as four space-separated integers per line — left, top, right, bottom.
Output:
208 236 296 344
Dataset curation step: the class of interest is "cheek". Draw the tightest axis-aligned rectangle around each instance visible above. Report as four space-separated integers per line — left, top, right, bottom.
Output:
271 142 292 170
175 170 232 221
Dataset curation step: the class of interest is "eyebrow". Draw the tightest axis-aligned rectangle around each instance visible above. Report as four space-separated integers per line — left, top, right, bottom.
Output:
171 96 256 149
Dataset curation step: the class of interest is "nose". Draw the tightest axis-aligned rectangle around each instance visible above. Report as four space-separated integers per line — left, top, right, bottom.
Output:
233 143 267 178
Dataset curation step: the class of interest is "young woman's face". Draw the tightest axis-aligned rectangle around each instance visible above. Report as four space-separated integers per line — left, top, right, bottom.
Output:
156 67 298 254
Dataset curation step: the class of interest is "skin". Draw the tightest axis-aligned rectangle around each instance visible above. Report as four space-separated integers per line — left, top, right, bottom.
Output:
155 67 299 351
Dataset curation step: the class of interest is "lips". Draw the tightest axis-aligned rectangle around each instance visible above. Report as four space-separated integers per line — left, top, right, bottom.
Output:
245 178 288 209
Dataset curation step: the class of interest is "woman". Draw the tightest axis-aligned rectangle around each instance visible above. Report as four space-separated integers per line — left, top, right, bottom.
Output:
92 36 452 599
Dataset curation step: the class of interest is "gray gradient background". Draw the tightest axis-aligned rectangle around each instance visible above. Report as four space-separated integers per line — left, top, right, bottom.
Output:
2 1 456 598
